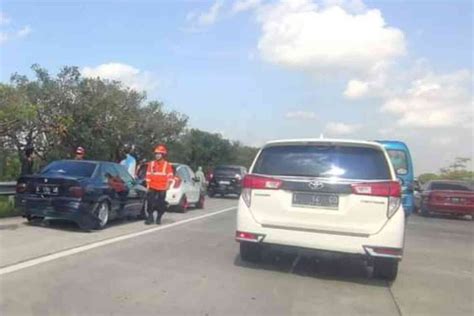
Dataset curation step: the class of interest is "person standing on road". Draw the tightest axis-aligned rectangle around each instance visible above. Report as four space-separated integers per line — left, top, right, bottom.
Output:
120 144 137 178
195 166 206 192
75 147 85 160
145 145 174 225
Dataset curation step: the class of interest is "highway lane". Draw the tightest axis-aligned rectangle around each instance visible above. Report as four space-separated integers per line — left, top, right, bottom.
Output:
0 202 472 315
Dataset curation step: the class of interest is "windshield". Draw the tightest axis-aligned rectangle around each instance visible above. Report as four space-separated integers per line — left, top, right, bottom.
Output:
253 145 391 180
214 166 242 175
41 161 97 178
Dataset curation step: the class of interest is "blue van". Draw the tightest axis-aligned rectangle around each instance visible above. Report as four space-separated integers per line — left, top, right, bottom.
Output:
376 140 415 216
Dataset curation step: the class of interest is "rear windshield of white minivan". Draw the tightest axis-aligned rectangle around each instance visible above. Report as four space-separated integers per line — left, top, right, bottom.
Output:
253 145 391 180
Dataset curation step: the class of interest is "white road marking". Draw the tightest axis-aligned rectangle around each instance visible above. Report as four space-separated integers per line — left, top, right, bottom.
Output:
0 206 236 277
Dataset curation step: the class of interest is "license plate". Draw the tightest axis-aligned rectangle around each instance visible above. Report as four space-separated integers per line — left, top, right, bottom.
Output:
36 185 59 195
451 197 463 204
292 192 339 209
219 181 231 185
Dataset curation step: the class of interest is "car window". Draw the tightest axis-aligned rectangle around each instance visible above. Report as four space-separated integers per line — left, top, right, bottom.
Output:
41 161 97 178
253 145 391 180
100 163 119 182
187 167 196 179
177 166 192 182
114 164 135 185
387 150 409 175
430 182 472 191
214 166 242 176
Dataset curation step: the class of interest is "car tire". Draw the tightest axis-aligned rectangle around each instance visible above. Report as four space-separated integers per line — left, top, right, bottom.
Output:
176 196 188 213
93 201 110 229
196 194 205 209
373 258 398 281
26 215 42 223
240 242 263 263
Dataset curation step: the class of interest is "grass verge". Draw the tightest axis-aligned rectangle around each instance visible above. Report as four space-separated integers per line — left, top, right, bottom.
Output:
0 196 20 218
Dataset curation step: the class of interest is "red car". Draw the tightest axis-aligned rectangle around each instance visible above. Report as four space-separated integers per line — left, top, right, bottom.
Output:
420 180 474 218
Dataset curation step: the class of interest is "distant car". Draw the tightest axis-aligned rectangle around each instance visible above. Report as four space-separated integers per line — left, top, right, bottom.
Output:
15 160 147 230
236 139 405 281
419 180 474 218
208 165 247 197
166 163 205 212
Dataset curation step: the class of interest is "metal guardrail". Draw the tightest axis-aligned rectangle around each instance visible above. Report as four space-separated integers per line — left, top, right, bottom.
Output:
0 181 17 196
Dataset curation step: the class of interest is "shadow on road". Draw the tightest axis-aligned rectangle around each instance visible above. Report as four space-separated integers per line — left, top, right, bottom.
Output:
24 216 148 233
233 249 387 287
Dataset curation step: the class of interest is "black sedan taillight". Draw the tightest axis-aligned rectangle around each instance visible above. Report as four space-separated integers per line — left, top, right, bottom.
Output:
68 186 84 198
16 183 27 193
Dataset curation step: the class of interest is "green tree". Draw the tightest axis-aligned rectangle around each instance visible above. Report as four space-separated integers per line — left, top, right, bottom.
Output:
418 173 439 184
439 157 473 181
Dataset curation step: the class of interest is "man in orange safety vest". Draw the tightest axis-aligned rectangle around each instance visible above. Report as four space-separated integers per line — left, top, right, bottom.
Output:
145 145 174 225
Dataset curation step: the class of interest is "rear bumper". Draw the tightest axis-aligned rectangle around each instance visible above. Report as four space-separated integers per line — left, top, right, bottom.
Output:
236 199 405 260
15 195 98 227
208 184 242 195
165 190 183 206
425 203 473 215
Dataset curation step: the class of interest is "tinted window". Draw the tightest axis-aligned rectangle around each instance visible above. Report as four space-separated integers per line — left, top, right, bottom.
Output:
177 166 192 182
430 182 472 191
387 150 408 174
253 145 391 180
214 166 242 176
114 164 135 185
41 161 97 178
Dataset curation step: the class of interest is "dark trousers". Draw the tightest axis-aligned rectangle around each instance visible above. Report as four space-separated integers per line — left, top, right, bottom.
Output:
146 190 167 222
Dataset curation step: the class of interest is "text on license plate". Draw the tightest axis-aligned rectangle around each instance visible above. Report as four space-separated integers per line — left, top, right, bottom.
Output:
36 185 59 195
219 181 231 185
292 192 339 208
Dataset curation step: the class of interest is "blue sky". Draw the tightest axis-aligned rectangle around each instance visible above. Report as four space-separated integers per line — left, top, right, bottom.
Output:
1 0 472 174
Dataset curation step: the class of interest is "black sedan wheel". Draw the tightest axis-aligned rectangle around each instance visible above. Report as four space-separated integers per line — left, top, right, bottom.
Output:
94 202 110 229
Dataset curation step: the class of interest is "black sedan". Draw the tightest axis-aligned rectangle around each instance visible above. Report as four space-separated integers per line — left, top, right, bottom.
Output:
15 160 147 230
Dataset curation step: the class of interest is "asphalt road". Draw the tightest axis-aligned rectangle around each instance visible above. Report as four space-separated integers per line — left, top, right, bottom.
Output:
0 198 473 316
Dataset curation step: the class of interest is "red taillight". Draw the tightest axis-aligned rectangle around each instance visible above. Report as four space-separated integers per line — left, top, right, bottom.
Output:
68 186 84 198
235 231 263 242
16 183 27 193
173 177 182 188
351 181 401 197
364 246 403 258
242 174 283 190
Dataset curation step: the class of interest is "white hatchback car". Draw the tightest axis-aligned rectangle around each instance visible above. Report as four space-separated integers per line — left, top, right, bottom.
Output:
236 139 405 281
166 163 205 212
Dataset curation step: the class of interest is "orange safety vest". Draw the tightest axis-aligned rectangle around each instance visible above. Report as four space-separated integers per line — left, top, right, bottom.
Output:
145 159 174 191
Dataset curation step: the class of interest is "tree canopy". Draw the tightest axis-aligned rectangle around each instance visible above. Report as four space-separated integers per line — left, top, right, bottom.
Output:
0 65 258 180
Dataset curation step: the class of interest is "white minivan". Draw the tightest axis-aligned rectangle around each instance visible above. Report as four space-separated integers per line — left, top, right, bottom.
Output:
236 139 405 281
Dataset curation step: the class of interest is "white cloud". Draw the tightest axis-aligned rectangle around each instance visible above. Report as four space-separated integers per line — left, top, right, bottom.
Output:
17 25 32 38
0 12 11 25
344 79 369 98
232 0 262 13
187 0 224 29
381 69 473 128
322 0 366 13
431 136 454 146
285 110 317 120
257 0 406 77
82 63 158 92
0 32 8 44
325 121 361 135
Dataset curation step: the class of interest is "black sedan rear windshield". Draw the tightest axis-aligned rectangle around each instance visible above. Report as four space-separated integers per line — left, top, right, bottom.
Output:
430 182 472 191
253 145 391 180
214 166 242 175
41 161 97 178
